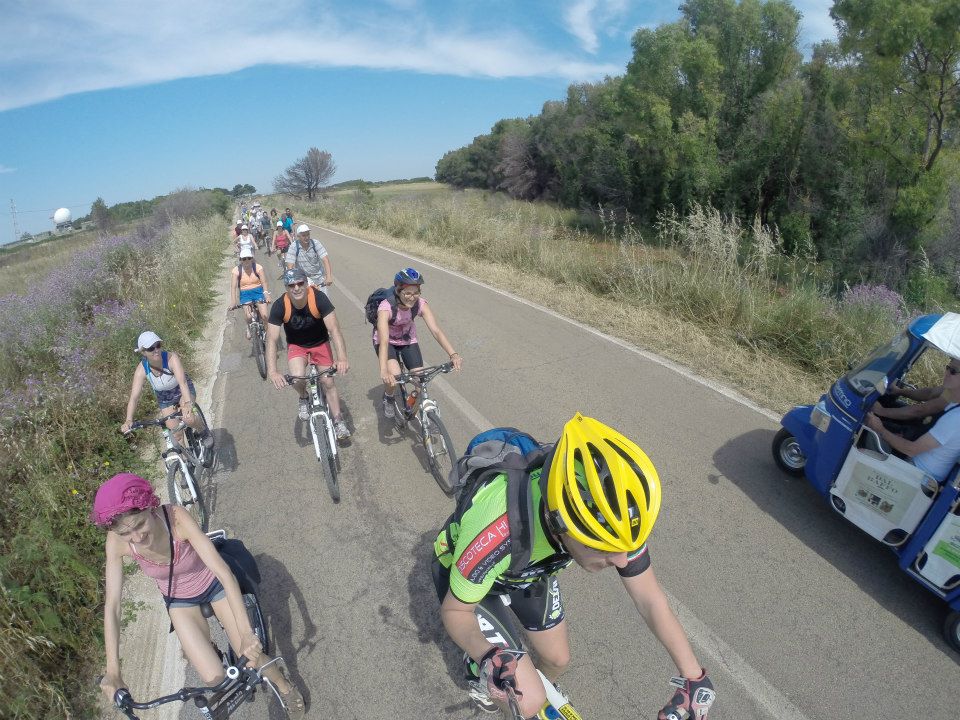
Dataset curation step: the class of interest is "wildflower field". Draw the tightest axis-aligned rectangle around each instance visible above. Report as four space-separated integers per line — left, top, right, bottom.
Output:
0 195 227 718
280 185 957 407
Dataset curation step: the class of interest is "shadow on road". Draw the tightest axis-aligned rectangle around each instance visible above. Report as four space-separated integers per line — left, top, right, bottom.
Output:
366 384 416 450
256 552 317 716
405 530 480 717
716 427 950 652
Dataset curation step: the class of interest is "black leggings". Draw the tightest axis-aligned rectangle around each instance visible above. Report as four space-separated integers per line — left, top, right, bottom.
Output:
373 342 423 371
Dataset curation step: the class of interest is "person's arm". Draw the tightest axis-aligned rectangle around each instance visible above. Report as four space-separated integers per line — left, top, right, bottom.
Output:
229 268 239 308
266 320 286 389
892 383 943 401
620 567 701 678
100 533 128 699
257 264 271 299
321 256 333 286
377 310 394 386
872 395 948 420
864 413 941 457
122 365 146 432
171 506 261 662
323 311 349 374
419 303 462 370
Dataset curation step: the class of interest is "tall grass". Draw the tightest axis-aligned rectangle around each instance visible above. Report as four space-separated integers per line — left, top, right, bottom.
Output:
0 208 227 718
283 188 956 392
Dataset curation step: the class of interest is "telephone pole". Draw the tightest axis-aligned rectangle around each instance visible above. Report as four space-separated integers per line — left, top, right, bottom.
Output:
10 199 20 244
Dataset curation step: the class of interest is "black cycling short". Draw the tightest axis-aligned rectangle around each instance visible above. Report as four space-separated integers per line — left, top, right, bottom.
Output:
432 558 565 632
373 342 423 371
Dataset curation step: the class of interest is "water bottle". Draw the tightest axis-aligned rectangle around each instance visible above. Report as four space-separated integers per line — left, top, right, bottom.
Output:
406 389 419 410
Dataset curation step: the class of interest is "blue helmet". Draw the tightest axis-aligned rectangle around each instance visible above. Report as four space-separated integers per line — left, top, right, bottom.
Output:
394 267 424 286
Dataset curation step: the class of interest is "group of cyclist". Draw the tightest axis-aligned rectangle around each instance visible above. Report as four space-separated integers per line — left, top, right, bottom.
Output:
94 203 716 720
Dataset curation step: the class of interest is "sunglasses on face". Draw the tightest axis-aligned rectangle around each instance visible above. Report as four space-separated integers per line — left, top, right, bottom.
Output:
947 364 960 376
287 281 306 288
144 343 162 352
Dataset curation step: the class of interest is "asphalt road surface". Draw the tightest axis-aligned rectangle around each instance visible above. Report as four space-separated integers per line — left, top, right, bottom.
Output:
190 225 957 720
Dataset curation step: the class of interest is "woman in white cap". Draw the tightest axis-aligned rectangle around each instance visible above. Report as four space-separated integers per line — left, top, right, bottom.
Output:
235 224 255 257
230 247 272 338
121 331 212 448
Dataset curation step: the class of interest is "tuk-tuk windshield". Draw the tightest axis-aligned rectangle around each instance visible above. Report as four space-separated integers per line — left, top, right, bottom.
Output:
844 332 913 395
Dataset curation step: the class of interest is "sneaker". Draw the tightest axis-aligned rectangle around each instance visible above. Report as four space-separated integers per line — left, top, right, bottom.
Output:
466 680 498 714
382 393 395 419
297 396 310 421
334 418 351 440
658 669 715 720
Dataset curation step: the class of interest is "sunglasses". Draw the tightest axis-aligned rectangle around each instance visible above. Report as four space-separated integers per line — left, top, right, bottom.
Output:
287 281 306 288
144 342 162 352
241 256 253 261
946 365 960 376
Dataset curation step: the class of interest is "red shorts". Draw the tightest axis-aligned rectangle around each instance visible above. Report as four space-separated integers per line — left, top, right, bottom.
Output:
287 341 333 367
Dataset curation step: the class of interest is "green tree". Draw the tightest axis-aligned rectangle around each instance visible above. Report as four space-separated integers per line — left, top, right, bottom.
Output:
90 196 111 231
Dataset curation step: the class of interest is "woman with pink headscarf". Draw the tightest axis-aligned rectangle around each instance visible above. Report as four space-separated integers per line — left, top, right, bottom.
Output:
91 473 305 718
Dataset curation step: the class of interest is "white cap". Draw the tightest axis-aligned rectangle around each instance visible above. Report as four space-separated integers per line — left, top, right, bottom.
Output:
240 224 248 230
239 247 254 259
136 330 162 351
297 224 310 234
277 221 283 227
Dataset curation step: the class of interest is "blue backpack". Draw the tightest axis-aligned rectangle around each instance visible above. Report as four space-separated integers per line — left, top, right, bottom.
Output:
446 428 554 576
140 352 172 393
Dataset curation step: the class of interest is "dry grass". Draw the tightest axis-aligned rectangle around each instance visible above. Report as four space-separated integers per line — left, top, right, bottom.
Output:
0 231 99 294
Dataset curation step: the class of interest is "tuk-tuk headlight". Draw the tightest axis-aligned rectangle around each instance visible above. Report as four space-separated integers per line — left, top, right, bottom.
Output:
811 400 831 433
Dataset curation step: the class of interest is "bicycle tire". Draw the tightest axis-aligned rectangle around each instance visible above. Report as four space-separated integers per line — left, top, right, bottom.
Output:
253 326 267 379
190 405 216 469
311 415 340 502
424 409 457 495
167 463 208 531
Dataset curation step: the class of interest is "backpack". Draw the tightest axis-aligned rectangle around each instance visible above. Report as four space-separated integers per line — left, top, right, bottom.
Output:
211 535 262 595
444 428 554 577
236 263 263 291
364 287 420 325
140 351 172 391
282 287 322 322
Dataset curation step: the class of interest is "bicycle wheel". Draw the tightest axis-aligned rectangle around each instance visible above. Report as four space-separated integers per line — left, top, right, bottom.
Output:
188 405 215 469
253 327 267 379
311 416 340 502
167 463 208 531
423 409 457 495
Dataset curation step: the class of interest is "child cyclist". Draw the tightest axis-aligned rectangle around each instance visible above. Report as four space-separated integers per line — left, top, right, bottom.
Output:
375 267 463 418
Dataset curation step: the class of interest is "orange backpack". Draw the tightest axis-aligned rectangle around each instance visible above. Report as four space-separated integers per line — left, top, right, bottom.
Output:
282 287 321 322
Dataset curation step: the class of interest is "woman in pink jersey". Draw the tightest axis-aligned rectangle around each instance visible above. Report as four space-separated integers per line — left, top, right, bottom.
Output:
92 473 304 718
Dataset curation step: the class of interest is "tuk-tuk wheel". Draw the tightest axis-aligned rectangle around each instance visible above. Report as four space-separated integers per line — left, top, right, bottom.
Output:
772 428 806 476
944 611 960 653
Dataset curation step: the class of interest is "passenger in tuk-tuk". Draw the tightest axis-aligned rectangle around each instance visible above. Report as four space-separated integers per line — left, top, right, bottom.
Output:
865 357 960 484
871 381 947 440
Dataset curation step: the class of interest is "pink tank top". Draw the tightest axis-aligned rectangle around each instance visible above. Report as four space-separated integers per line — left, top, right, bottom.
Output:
129 508 216 599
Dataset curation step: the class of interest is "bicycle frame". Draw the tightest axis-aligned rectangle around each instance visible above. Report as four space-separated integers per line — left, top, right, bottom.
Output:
285 365 338 464
395 362 453 428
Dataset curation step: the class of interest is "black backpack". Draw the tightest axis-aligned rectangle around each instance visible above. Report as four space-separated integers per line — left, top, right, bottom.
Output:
444 428 555 577
364 287 420 325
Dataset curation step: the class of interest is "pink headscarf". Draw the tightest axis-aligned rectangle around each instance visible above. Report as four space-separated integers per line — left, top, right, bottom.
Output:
89 473 160 527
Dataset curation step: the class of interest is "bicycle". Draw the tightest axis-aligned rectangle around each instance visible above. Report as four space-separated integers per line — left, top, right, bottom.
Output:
284 365 340 502
230 300 269 379
473 596 583 719
391 361 458 494
125 410 214 531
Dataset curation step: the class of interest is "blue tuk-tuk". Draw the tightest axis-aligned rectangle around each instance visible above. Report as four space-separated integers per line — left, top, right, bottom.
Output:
772 313 960 651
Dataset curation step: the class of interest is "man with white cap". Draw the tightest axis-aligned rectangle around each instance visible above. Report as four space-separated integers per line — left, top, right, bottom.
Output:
121 331 213 451
285 224 333 295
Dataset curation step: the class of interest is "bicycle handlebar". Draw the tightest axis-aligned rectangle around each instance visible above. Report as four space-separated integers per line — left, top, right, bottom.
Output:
126 411 186 433
229 300 268 310
395 362 454 385
284 366 337 383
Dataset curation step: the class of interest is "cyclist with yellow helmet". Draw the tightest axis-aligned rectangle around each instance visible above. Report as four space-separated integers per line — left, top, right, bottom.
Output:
432 413 715 719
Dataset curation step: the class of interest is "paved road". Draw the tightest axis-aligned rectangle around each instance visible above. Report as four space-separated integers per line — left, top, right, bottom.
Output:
193 226 957 720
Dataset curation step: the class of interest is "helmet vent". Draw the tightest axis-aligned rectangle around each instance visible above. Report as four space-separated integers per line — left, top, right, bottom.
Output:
605 438 652 510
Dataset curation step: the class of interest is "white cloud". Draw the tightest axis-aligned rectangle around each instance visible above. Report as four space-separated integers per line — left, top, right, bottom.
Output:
0 165 15 174
562 0 630 54
0 1 620 112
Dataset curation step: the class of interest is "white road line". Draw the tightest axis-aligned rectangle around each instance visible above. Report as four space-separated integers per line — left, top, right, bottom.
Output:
319 224 780 423
324 223 811 720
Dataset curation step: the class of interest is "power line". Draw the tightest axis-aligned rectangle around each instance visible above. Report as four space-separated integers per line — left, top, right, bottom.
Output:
0 202 94 217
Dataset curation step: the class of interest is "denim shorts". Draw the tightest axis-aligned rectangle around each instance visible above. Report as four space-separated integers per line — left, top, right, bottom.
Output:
239 287 265 305
164 577 225 608
156 381 197 410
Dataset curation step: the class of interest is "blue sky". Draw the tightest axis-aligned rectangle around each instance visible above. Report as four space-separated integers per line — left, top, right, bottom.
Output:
0 0 836 245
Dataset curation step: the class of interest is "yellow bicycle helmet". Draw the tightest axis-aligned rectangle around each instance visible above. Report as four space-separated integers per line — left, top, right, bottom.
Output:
545 413 661 552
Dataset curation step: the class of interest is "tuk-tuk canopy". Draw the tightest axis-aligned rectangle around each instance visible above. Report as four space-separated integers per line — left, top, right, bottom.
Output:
916 312 960 359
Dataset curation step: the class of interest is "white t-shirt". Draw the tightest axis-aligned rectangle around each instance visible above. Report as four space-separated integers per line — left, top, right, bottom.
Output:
912 404 960 482
237 234 255 253
285 238 328 287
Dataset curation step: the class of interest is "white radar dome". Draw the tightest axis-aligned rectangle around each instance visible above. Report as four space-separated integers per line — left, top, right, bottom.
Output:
53 208 72 224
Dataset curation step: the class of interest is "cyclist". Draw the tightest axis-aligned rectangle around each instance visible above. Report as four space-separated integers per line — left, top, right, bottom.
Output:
285 224 333 295
432 414 716 719
266 267 351 440
259 211 272 251
375 267 462 419
236 224 255 257
282 208 294 234
92 473 305 719
231 248 272 337
270 207 278 222
272 221 292 258
233 221 243 239
121 331 212 449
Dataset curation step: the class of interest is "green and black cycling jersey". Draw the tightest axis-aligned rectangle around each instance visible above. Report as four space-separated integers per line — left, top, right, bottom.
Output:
434 467 650 605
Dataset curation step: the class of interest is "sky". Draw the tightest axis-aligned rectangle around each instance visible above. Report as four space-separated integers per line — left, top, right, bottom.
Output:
0 0 837 245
